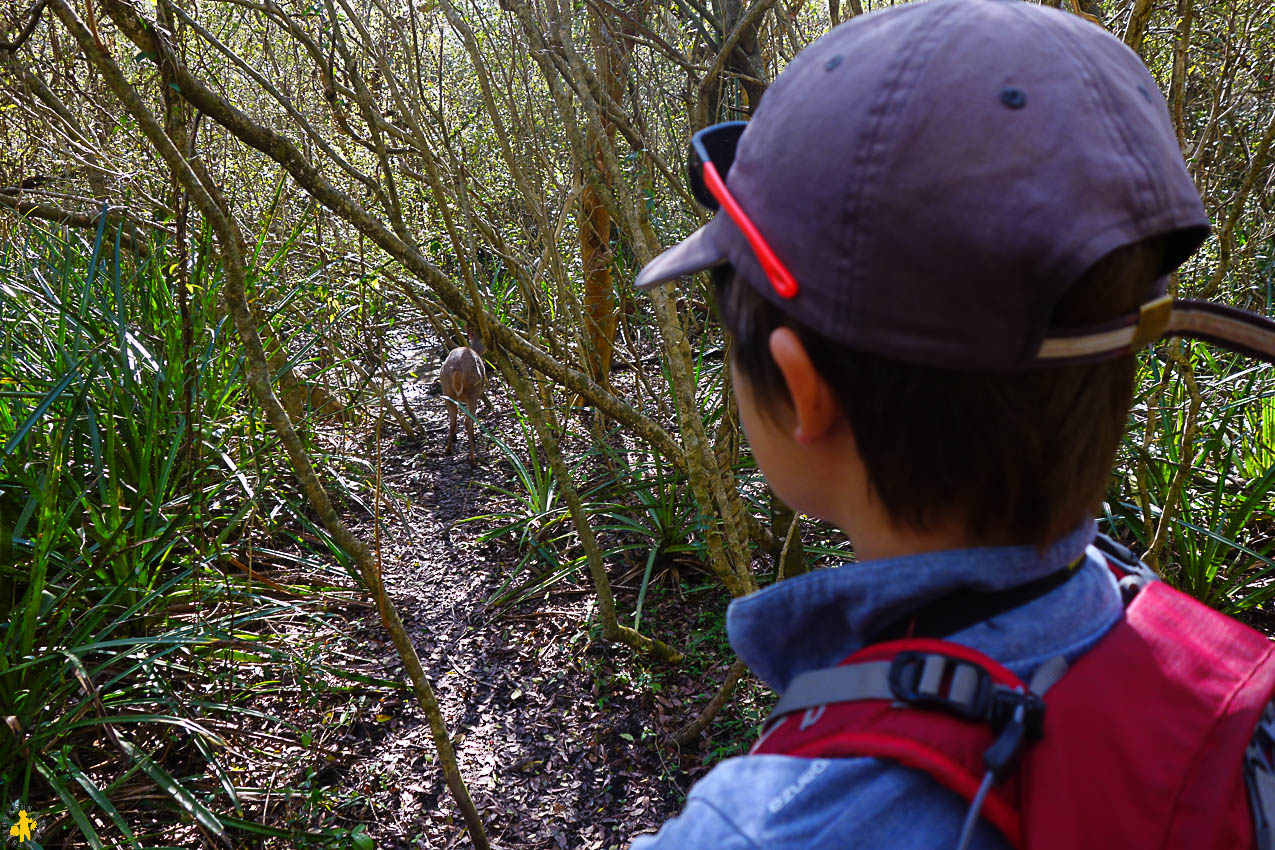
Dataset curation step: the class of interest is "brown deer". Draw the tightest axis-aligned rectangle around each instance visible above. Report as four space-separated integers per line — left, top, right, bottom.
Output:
438 330 488 464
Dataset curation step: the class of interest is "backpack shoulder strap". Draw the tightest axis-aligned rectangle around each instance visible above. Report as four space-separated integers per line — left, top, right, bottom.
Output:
752 570 1275 850
752 638 1044 849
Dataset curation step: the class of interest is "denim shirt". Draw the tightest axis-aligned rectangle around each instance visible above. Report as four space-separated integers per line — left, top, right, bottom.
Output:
630 520 1123 850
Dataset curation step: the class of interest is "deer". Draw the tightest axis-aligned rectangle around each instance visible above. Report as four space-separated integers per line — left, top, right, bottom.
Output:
438 329 489 464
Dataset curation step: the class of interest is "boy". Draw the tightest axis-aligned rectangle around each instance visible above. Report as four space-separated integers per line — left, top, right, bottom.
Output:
631 0 1275 847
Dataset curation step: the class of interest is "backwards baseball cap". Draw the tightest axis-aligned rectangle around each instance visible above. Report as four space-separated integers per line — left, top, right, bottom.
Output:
635 0 1275 372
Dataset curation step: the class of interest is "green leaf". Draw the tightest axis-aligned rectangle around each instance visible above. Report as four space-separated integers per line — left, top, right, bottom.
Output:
116 737 226 840
350 825 375 850
62 756 140 845
33 758 105 849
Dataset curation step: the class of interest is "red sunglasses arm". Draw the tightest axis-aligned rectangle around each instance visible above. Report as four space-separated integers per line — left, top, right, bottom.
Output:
701 161 799 299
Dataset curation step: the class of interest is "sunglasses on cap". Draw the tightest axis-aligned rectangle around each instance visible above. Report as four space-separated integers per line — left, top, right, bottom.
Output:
689 121 799 299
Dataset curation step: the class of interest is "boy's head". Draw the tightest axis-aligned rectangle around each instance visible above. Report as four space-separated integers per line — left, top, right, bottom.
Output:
635 0 1232 549
713 240 1160 548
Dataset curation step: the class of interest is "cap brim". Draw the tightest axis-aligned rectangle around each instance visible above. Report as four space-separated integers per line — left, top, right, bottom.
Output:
635 223 728 290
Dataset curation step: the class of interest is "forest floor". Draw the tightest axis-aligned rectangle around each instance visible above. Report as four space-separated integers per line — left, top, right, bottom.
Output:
314 341 771 850
292 333 1275 850
125 334 1274 850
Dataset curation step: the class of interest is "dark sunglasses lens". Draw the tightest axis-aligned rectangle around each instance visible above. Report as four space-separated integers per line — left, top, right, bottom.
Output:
687 122 746 210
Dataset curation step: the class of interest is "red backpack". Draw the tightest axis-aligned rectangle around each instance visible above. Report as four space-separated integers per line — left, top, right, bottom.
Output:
751 544 1275 850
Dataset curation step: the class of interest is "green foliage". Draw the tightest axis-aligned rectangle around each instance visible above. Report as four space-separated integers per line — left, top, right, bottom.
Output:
593 451 702 633
0 218 375 846
1106 346 1275 615
462 395 577 605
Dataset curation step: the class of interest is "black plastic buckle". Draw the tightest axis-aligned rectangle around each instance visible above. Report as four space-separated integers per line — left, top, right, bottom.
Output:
989 690 1046 740
889 651 1049 783
984 690 1047 781
887 651 995 721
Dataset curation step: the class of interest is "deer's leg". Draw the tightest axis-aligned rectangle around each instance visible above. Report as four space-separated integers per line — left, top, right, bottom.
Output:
466 411 477 464
444 398 458 454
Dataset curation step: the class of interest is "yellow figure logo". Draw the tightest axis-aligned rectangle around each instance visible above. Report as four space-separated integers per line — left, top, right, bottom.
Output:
9 810 36 843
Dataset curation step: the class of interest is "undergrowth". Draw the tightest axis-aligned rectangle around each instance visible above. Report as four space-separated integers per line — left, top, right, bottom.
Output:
0 216 397 847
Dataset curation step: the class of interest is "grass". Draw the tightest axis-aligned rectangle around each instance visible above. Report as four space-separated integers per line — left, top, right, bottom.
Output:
1107 345 1275 615
0 215 395 847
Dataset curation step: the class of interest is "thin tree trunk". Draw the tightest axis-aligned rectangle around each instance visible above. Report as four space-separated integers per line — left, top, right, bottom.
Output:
1123 0 1157 52
770 492 808 578
56 4 490 844
492 349 682 662
1168 0 1193 152
673 658 747 746
579 7 627 386
1199 105 1275 300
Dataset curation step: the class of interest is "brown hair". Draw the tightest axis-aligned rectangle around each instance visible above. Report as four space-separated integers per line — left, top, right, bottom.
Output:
715 239 1165 546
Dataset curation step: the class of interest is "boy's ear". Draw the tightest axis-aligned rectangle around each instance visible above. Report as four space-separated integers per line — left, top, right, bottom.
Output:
768 327 840 445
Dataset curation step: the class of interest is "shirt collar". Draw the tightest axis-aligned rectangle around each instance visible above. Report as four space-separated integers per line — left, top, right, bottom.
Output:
726 519 1097 691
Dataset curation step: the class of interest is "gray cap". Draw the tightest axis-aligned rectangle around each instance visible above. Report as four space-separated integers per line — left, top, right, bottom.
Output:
635 0 1239 372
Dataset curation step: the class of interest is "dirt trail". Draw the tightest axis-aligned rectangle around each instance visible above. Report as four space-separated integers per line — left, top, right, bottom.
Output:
332 344 735 849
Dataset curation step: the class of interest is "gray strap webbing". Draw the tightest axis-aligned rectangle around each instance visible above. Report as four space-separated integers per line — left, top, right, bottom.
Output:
768 661 895 723
919 655 945 697
949 662 983 706
769 655 1063 725
1029 655 1068 696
